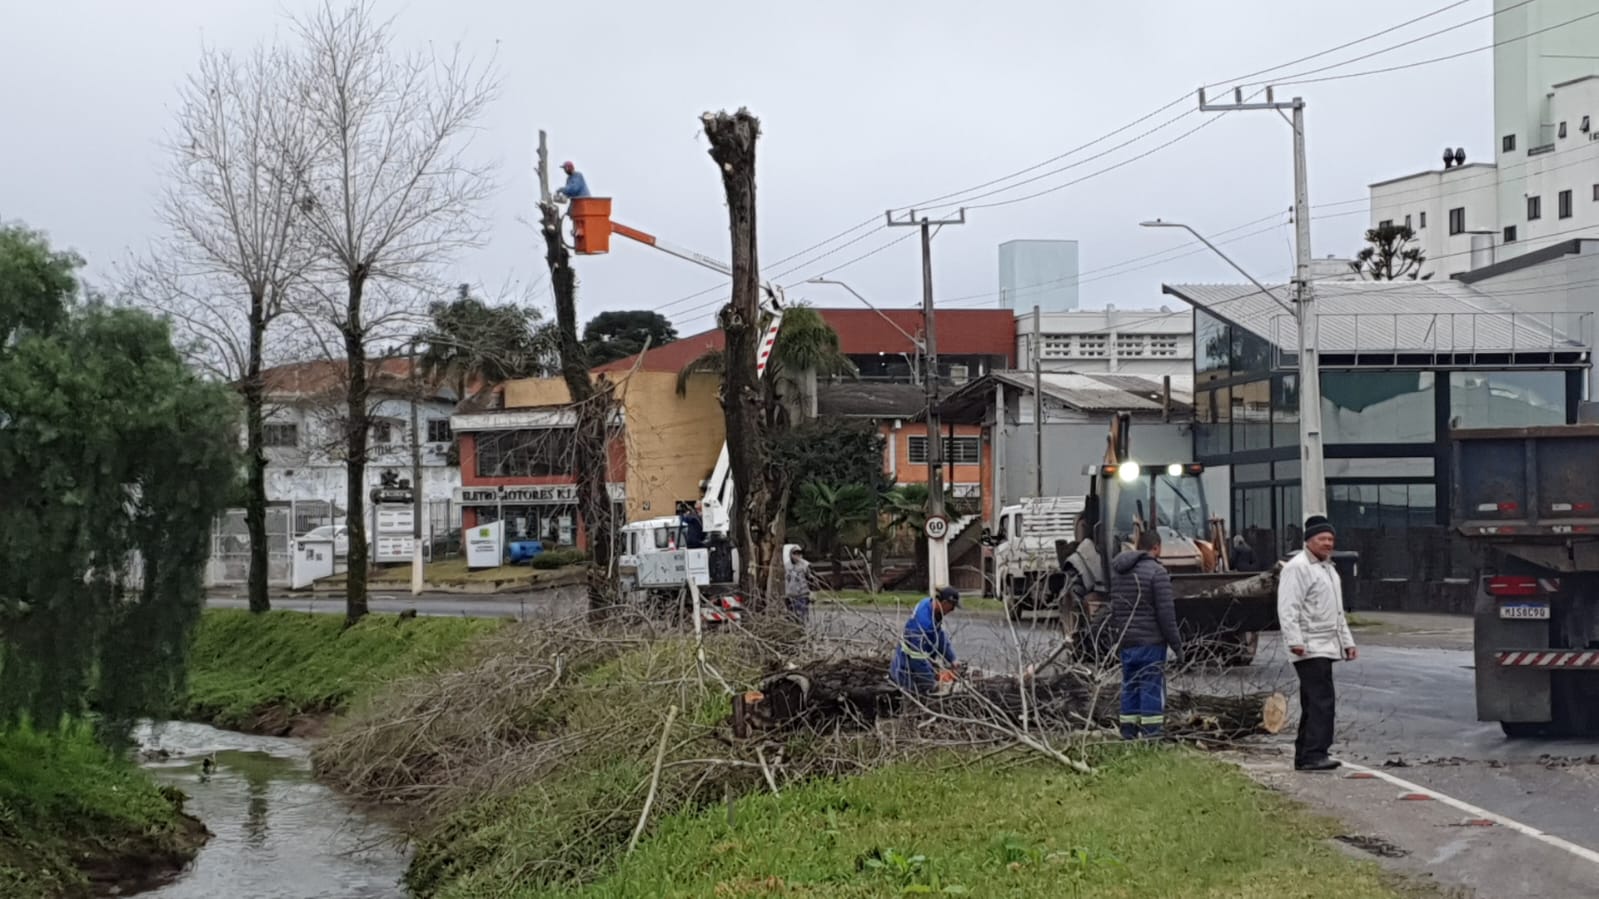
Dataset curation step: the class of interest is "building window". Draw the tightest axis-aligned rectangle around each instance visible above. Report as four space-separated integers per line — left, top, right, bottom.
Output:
475 428 577 478
370 420 393 444
1448 207 1465 234
1378 219 1393 229
1419 211 1427 229
1148 336 1180 357
1594 183 1599 202
1504 225 1517 243
1503 134 1516 152
427 419 453 443
1560 121 1569 139
1449 371 1565 429
1320 371 1436 444
907 436 981 465
1528 195 1542 220
1560 189 1573 219
263 422 299 448
1404 214 1412 229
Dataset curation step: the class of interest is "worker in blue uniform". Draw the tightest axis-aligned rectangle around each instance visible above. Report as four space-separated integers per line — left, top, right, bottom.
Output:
889 586 962 693
556 161 590 200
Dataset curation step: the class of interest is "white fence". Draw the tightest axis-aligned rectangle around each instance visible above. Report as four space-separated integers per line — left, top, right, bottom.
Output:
204 499 461 587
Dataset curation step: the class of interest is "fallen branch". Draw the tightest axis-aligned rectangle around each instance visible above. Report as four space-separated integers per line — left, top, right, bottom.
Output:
627 704 680 855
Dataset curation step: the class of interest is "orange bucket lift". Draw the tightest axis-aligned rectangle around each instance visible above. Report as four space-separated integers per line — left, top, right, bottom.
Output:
568 197 613 254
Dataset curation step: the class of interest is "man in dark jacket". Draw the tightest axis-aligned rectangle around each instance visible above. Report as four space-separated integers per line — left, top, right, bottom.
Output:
1106 530 1183 739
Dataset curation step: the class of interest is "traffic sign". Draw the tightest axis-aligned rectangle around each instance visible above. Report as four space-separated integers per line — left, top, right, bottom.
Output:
924 514 950 541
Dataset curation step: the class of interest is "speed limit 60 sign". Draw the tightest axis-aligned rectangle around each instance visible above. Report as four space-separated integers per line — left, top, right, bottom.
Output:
924 514 950 541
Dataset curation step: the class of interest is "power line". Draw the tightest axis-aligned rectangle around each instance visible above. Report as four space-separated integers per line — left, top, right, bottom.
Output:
1277 6 1599 87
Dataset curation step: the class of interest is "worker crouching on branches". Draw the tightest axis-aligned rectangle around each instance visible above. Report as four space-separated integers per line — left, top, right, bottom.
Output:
889 586 961 693
1107 530 1183 739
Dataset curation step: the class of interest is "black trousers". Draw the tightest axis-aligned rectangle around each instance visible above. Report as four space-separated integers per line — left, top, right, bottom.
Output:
1293 657 1337 765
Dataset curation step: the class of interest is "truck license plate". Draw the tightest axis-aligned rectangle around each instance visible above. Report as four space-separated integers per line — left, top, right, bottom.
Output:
1500 602 1550 620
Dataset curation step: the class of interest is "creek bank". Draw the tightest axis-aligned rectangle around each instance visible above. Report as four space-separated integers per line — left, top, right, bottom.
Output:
181 609 502 734
0 725 207 899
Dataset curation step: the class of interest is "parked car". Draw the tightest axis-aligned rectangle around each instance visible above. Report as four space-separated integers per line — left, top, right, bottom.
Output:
298 523 350 557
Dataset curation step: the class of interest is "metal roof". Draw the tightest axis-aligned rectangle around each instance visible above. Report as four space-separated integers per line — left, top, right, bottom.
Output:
1162 280 1587 356
942 370 1193 415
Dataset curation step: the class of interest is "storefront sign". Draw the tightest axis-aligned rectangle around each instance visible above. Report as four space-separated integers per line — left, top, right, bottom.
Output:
466 520 504 569
455 484 626 505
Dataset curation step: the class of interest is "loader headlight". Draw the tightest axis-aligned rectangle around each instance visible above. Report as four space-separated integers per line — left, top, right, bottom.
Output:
1117 461 1141 483
1166 463 1184 478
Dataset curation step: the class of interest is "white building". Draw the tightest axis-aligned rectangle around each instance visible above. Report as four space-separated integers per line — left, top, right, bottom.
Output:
207 358 463 586
1367 0 1599 279
1014 306 1192 376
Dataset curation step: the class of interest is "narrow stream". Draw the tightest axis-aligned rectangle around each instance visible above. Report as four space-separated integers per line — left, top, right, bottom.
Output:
119 721 410 898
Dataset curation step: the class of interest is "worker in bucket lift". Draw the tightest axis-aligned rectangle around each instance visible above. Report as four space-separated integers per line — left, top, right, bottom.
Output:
555 161 590 201
889 587 962 694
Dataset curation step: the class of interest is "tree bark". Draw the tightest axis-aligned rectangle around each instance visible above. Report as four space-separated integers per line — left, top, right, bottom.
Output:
703 109 786 606
539 200 615 621
343 269 370 626
244 287 271 614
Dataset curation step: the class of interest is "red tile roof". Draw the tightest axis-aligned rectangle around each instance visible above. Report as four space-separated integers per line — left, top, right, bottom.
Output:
594 307 1015 373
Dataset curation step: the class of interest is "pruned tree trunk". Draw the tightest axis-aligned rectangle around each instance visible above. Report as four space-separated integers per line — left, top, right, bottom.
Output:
539 199 616 620
343 270 371 626
703 108 786 606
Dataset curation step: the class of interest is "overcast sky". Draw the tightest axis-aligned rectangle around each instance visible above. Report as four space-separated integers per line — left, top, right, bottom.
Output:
1 0 1496 337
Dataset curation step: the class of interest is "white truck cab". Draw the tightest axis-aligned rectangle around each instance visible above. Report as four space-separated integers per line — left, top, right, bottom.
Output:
989 496 1085 621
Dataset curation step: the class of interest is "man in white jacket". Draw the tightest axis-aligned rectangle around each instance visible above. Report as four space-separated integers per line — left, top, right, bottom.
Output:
1277 515 1358 771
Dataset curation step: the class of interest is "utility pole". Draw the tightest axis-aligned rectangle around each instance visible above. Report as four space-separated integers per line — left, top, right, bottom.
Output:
1032 304 1044 499
1199 86 1326 518
409 338 424 596
887 208 966 593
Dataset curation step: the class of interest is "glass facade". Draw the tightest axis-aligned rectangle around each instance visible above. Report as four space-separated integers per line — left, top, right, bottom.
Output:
1189 309 1580 577
1449 371 1565 428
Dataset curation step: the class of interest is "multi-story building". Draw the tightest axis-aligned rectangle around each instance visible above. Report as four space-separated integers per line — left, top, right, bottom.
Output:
208 358 462 586
1367 0 1599 279
1014 307 1192 377
1162 279 1589 598
451 307 1017 553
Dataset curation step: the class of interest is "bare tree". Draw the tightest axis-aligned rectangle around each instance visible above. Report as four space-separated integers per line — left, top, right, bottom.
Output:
288 0 499 624
131 39 319 614
536 139 619 621
702 109 788 604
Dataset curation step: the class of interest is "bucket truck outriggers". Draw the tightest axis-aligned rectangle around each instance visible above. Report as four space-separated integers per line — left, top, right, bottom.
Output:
566 196 784 626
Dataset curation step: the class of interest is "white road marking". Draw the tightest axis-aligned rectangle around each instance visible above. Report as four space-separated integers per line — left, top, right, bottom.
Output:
1342 761 1599 867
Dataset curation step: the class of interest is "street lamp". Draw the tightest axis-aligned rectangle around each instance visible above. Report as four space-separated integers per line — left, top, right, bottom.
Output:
1140 219 1326 520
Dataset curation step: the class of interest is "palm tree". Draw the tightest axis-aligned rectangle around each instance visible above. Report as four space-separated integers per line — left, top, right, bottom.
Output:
675 304 855 428
791 481 876 582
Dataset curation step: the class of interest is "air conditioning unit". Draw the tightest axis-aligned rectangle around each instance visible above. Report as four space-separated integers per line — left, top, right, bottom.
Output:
949 364 969 385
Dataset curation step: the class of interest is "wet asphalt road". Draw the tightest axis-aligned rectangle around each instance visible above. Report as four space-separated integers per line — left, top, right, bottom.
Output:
208 591 1599 894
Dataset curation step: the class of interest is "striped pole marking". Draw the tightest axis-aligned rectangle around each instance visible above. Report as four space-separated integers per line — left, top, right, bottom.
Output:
754 318 781 378
1342 762 1599 868
1496 650 1599 668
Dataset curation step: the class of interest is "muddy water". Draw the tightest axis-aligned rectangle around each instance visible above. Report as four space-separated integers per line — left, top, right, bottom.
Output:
122 721 409 899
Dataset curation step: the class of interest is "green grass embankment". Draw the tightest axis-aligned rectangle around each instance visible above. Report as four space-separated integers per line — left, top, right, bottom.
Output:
565 748 1419 899
183 610 502 733
0 723 206 898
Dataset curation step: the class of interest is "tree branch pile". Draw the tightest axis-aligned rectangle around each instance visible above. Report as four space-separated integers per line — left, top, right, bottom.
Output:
743 656 1284 743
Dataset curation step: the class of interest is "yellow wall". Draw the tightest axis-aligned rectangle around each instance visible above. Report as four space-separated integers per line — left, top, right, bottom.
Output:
496 371 726 522
503 377 573 408
616 371 725 520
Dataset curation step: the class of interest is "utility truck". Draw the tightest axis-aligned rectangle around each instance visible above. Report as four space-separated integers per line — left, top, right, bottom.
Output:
1453 423 1599 736
570 196 784 626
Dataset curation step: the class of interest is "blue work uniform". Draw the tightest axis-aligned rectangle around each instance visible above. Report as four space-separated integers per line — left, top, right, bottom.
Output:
556 171 590 199
889 597 957 693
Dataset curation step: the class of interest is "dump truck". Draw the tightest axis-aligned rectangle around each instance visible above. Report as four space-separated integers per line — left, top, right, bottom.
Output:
1453 423 1599 737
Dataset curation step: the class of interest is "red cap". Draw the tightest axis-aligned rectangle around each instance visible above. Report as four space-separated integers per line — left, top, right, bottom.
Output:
561 160 575 172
